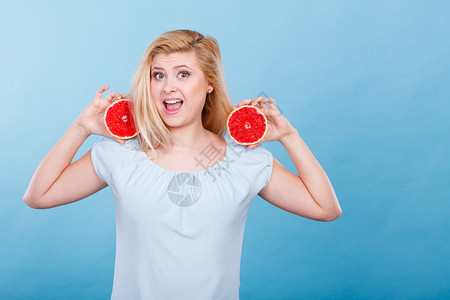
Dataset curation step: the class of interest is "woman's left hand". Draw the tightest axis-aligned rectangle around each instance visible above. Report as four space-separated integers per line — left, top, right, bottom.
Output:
236 97 296 149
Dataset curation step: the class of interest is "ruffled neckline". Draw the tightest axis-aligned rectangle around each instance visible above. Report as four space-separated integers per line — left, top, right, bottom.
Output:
122 136 242 175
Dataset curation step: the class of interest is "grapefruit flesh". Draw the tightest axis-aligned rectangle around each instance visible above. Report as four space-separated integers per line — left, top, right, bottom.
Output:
104 99 138 139
227 105 268 145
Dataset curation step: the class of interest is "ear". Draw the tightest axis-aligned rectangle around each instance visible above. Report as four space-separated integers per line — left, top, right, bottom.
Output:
207 84 214 94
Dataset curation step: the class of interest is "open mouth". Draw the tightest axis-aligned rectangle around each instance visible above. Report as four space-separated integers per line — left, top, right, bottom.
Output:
164 99 184 115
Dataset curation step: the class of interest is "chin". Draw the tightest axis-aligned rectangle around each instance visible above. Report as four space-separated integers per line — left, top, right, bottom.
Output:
160 115 188 129
163 120 185 129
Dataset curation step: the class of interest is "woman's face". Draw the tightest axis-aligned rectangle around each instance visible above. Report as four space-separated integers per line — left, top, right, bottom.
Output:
150 51 212 129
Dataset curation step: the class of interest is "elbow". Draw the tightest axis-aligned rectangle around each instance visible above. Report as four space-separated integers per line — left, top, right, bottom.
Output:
322 207 342 222
23 197 38 209
23 195 48 209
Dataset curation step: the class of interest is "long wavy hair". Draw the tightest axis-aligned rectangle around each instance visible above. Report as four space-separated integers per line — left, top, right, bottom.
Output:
131 29 233 154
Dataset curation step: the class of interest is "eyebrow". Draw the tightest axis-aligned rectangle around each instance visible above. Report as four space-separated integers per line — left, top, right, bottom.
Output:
151 65 194 71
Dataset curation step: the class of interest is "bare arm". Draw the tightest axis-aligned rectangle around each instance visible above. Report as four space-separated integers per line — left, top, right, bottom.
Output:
239 97 341 221
259 133 341 221
23 86 126 209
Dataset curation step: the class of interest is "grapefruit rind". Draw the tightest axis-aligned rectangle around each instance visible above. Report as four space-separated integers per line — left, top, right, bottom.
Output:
104 99 138 139
226 105 268 145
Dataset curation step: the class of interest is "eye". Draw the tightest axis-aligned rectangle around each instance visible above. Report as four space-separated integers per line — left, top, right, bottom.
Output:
178 71 190 78
153 72 165 80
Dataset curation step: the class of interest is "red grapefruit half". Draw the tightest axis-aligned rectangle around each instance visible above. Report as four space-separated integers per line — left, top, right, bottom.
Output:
104 99 138 139
227 105 268 145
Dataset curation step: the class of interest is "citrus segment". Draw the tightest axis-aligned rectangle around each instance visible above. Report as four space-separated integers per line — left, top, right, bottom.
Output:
104 99 138 139
227 105 268 145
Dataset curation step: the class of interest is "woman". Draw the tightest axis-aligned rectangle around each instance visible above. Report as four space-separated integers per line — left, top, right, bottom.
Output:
24 29 341 299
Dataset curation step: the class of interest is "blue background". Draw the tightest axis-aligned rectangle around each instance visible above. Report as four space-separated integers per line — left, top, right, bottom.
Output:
1 0 449 299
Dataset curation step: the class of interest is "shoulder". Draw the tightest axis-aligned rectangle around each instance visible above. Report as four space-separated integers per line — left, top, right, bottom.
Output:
91 137 142 162
224 135 273 182
222 135 274 193
225 135 273 164
90 137 143 183
93 137 139 151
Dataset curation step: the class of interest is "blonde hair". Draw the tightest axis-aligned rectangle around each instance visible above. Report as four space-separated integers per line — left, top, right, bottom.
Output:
131 29 233 153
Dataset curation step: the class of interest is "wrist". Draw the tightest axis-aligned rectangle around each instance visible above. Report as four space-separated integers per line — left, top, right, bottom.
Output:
279 126 299 146
71 118 91 139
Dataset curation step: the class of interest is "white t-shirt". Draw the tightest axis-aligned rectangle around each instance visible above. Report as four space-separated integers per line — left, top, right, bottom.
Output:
91 136 273 300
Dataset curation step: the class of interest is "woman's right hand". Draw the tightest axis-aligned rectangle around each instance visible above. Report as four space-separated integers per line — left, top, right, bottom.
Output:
74 86 128 144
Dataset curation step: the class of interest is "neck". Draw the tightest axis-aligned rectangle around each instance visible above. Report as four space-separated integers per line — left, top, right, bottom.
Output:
168 121 210 150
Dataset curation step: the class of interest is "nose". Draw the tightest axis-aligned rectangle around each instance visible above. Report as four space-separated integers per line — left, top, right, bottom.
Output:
163 76 177 94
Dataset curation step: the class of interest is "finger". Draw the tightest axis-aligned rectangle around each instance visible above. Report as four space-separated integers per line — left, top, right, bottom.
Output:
120 93 132 100
103 91 121 103
258 98 271 111
113 137 126 145
102 129 127 145
251 98 268 115
265 97 277 109
236 99 253 107
94 86 110 100
258 103 270 116
251 96 264 107
247 141 262 150
110 91 123 100
260 97 280 116
109 135 126 145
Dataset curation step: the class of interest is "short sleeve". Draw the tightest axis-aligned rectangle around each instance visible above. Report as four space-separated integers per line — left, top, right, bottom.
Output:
247 145 274 196
90 137 128 184
226 138 274 198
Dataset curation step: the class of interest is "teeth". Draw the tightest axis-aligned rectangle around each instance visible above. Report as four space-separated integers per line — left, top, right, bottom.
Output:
164 99 182 104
